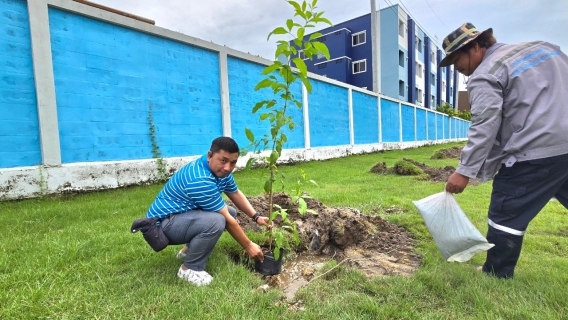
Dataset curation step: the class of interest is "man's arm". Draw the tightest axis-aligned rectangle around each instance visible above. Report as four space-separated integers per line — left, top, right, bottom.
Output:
226 190 270 227
447 73 504 193
217 205 264 262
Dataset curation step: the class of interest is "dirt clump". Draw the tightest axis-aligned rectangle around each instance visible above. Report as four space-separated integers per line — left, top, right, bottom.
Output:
402 158 481 186
430 146 463 159
228 193 420 279
370 156 482 186
370 161 391 174
393 160 424 176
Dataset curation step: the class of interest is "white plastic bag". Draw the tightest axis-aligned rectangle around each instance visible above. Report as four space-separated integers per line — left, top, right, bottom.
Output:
413 191 494 262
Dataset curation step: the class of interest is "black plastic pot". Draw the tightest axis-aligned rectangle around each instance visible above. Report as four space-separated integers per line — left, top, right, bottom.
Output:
255 250 283 276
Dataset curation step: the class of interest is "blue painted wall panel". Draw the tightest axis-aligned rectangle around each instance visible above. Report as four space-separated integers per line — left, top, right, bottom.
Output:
402 104 415 142
416 108 426 141
49 8 222 163
0 0 40 168
309 80 349 147
352 91 378 144
436 113 443 139
228 57 304 151
444 116 450 138
427 110 436 140
380 99 399 142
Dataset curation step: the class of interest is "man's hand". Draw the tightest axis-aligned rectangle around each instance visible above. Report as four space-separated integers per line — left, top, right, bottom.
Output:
255 216 273 228
245 242 264 262
446 172 470 194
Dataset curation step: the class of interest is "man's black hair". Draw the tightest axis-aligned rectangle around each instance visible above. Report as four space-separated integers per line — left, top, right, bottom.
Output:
210 137 239 154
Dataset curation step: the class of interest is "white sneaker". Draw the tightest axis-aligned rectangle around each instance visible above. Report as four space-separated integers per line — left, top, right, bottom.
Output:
177 266 213 286
176 249 187 259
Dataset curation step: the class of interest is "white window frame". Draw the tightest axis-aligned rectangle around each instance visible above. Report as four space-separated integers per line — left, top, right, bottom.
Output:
416 62 423 78
351 31 366 47
398 20 405 38
352 59 367 74
298 50 307 60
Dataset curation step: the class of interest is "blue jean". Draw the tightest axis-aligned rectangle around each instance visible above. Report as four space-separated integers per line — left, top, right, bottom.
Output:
161 206 237 271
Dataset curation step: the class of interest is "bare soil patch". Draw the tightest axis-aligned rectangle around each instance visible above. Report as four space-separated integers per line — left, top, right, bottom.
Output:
370 155 482 186
228 193 420 282
402 158 481 186
431 146 463 159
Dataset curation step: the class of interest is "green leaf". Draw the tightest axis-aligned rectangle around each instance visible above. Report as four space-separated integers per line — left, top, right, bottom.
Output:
301 1 306 11
309 179 319 186
275 231 284 247
260 113 270 120
264 180 270 194
245 157 256 170
301 76 312 93
319 17 332 26
296 27 305 41
252 100 267 113
245 128 254 143
289 0 302 13
292 58 307 76
254 78 273 91
286 19 293 31
298 197 307 215
269 211 278 221
261 62 282 75
307 209 318 215
308 32 323 41
266 100 277 109
292 195 299 203
268 27 288 40
269 150 279 164
312 41 330 60
274 247 281 260
293 228 300 245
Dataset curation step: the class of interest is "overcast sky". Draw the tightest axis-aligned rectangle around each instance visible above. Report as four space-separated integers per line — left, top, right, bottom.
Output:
93 0 568 90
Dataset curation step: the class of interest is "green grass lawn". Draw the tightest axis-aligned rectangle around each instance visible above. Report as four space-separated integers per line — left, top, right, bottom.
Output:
1 142 567 319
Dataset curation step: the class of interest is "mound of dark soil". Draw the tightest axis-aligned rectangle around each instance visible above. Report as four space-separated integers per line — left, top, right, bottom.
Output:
228 193 420 278
430 146 463 159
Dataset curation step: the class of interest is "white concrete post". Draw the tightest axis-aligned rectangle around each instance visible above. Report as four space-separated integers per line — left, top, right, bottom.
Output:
302 83 311 149
377 96 382 143
348 88 354 145
414 106 417 141
219 49 231 137
28 0 61 165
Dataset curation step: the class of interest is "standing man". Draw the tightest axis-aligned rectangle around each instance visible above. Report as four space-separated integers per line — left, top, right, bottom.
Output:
441 23 568 278
147 137 269 286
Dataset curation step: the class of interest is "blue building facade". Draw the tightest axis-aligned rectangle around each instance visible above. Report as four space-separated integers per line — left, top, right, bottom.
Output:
292 4 458 110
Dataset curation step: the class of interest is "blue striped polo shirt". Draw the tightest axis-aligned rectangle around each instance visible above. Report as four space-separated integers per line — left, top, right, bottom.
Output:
146 155 238 218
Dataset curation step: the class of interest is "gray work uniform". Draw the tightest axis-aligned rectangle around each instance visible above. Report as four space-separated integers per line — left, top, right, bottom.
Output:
459 41 568 278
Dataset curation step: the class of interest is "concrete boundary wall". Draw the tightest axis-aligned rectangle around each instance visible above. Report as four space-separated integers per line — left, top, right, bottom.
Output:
1 140 456 200
0 0 469 200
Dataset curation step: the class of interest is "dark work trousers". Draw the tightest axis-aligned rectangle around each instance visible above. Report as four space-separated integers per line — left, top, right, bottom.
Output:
161 206 237 271
483 154 568 278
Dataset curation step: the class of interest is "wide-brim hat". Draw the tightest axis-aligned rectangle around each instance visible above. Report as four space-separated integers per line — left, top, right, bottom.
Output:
439 23 493 67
